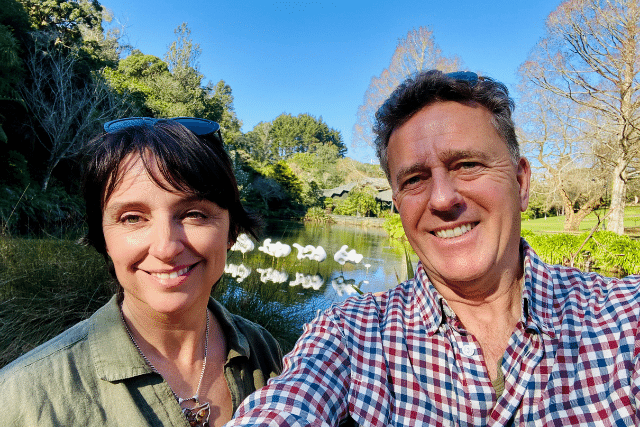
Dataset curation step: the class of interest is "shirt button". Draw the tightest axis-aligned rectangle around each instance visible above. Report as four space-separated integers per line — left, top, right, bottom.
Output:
461 344 475 357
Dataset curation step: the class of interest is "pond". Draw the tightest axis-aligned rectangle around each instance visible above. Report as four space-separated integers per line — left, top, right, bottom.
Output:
222 219 415 313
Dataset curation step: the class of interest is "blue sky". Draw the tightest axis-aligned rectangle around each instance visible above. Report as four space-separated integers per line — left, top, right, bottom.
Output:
99 0 562 163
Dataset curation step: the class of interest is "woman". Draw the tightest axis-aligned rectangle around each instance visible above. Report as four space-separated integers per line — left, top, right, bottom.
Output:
0 118 283 426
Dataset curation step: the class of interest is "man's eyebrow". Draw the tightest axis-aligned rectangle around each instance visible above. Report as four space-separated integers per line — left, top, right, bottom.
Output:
438 149 491 163
394 163 429 184
394 149 493 184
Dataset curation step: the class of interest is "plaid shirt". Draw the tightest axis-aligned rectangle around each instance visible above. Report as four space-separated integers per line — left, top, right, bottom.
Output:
226 240 640 426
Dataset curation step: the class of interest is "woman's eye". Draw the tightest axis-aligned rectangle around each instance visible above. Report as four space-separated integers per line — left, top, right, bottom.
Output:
120 215 141 224
184 211 207 219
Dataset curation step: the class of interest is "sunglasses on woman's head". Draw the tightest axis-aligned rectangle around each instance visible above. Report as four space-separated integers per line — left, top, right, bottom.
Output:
103 117 223 144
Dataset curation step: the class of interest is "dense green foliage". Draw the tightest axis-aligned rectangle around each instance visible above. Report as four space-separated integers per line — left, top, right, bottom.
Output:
333 187 380 217
0 236 310 367
0 0 375 230
521 229 640 275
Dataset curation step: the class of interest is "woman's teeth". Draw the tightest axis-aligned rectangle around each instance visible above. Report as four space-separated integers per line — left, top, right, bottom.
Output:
152 266 191 279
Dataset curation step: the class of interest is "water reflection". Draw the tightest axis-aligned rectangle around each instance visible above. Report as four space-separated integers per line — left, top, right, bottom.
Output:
224 219 417 313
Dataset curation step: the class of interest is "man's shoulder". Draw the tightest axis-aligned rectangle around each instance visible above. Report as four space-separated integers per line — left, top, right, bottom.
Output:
542 262 640 298
324 278 421 326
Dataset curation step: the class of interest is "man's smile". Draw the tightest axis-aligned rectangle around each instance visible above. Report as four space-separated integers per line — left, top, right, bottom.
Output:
432 222 477 239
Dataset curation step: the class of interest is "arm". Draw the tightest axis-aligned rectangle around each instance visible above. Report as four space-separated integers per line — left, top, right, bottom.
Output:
226 310 352 427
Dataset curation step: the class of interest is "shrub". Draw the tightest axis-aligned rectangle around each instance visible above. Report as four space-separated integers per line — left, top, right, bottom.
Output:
304 206 334 223
334 188 380 217
383 214 406 241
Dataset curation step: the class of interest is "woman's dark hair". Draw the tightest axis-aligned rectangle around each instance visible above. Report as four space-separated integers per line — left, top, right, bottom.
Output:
374 69 518 181
82 120 261 265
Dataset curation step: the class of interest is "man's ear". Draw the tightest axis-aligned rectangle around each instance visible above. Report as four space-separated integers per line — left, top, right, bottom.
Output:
517 157 531 212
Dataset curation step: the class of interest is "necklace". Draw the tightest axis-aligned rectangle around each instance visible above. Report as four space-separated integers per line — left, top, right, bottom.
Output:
121 307 211 427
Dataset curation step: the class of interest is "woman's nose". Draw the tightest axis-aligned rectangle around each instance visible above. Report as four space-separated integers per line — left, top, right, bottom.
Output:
148 219 185 261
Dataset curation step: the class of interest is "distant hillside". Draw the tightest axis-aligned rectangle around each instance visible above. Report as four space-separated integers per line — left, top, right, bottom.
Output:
338 158 386 185
287 155 385 190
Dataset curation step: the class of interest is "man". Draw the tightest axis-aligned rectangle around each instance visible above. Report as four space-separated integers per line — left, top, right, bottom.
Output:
225 70 640 426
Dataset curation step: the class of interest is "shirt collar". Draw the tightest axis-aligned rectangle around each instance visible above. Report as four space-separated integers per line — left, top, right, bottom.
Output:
89 295 152 382
413 238 556 338
89 296 252 383
520 238 558 338
208 298 252 363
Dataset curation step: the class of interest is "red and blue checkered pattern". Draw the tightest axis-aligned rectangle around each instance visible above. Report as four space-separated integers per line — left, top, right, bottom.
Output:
226 239 640 426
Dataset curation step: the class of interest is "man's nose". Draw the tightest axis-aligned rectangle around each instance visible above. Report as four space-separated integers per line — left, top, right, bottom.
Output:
148 219 185 261
427 171 463 213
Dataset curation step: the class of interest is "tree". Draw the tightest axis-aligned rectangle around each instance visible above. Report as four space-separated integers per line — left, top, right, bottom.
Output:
0 0 30 143
352 26 463 149
268 113 346 160
104 50 202 117
237 121 273 164
164 23 202 90
20 31 133 190
17 0 102 47
521 0 640 234
270 161 303 204
517 78 607 231
203 80 242 147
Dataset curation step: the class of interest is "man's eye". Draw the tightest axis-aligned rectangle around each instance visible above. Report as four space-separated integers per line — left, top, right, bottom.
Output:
404 176 422 186
460 162 478 169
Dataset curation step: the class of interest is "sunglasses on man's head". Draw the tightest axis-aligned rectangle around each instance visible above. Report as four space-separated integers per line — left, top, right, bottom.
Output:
103 117 223 143
445 71 481 85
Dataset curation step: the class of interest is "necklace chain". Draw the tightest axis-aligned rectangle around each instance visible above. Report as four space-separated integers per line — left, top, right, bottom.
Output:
120 306 211 426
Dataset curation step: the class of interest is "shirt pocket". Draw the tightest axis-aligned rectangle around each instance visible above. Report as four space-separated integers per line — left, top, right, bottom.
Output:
348 372 390 427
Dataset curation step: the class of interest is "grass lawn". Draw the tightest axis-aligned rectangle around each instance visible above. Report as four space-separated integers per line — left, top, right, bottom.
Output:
521 205 640 237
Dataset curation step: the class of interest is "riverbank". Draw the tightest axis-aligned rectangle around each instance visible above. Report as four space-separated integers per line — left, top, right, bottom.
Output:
328 214 387 227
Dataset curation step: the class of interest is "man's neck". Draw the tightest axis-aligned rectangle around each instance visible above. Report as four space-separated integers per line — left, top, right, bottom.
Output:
439 274 524 382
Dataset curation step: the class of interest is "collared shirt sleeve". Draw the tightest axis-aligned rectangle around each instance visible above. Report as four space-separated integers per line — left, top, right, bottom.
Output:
225 307 353 427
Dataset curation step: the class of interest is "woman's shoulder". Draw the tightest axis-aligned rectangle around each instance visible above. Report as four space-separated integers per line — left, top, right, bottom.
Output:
0 297 117 385
0 316 91 381
208 298 283 366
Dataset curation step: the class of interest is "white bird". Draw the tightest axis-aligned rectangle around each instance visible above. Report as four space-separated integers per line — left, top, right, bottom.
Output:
293 243 327 263
331 276 358 297
230 233 255 256
333 245 363 266
289 272 323 290
258 238 274 255
257 268 289 284
308 245 327 263
292 243 307 260
271 241 291 258
259 239 291 259
224 263 251 282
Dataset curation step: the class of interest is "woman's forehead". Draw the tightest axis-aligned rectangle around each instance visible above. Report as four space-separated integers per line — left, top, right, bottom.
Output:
103 152 188 206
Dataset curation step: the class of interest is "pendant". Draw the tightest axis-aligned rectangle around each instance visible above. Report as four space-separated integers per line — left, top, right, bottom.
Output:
180 398 210 427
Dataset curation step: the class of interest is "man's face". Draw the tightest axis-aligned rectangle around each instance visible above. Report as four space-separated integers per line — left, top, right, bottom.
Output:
388 101 530 292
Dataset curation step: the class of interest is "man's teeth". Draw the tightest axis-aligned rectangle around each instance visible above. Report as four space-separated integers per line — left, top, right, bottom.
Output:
152 266 190 279
435 223 474 239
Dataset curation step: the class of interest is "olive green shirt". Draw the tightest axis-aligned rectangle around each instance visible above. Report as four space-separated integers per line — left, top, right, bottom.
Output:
0 295 283 426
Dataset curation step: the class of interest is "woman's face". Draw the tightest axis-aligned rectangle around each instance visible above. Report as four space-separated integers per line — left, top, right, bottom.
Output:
102 153 231 315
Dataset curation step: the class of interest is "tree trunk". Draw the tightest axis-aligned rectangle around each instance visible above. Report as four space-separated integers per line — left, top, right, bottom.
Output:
563 192 603 232
607 158 628 235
